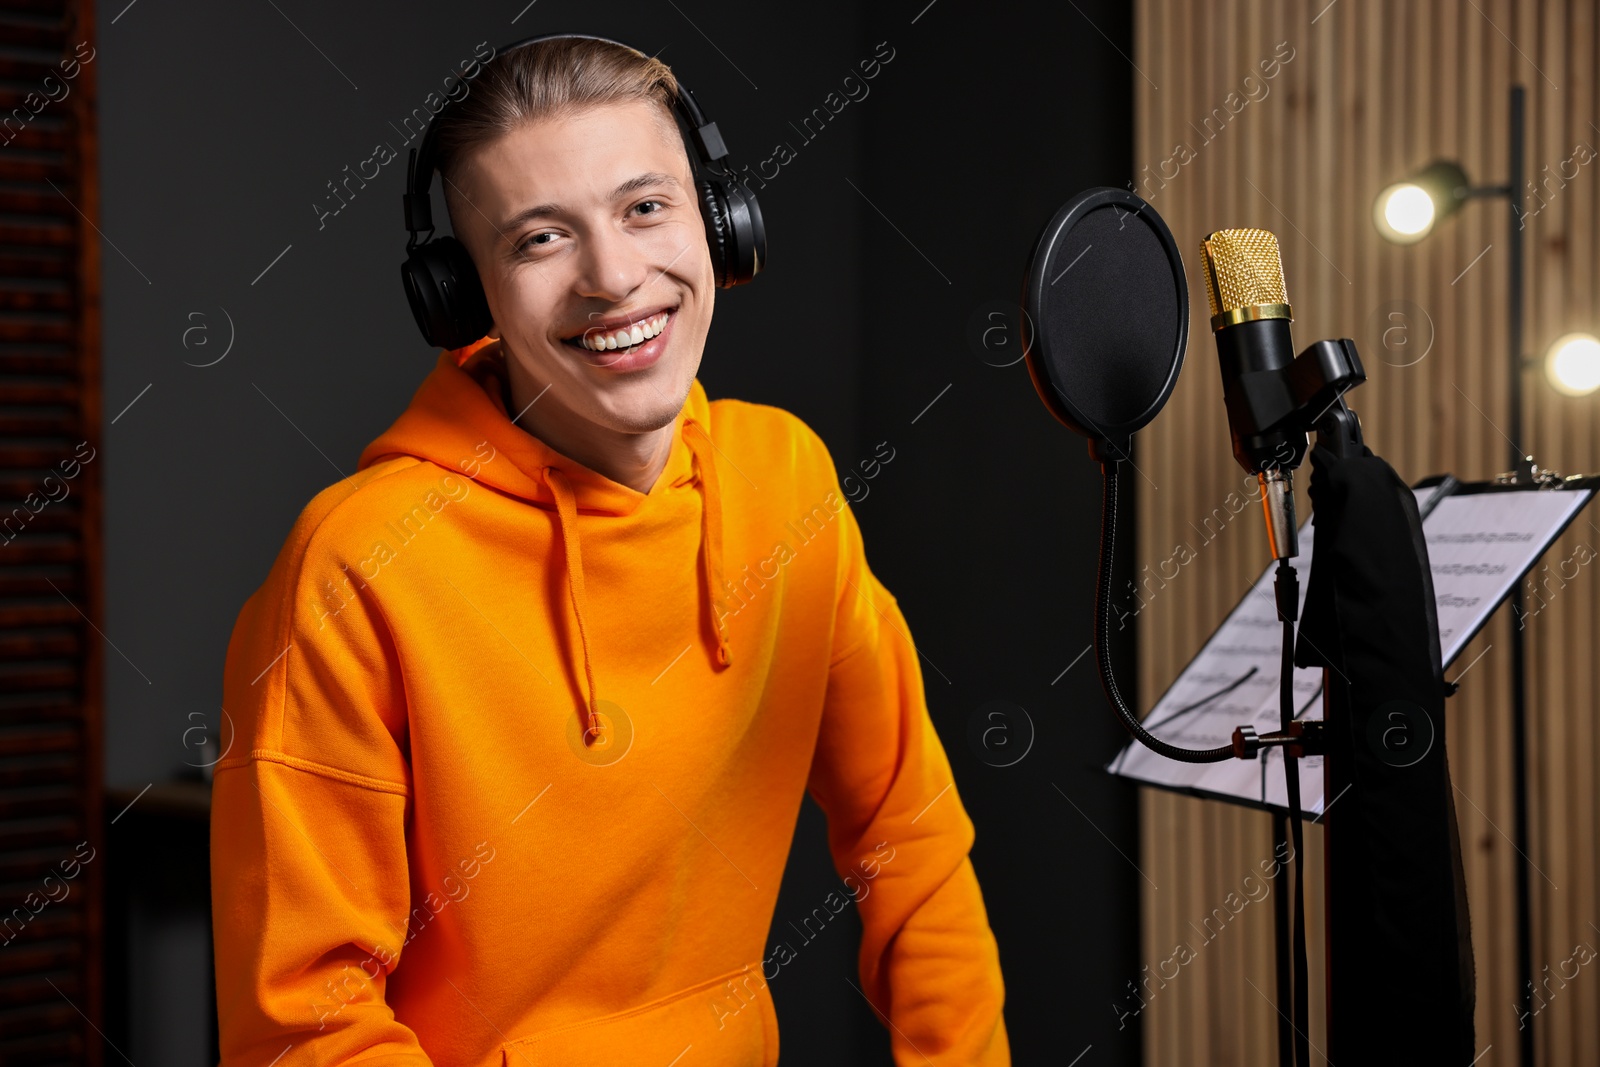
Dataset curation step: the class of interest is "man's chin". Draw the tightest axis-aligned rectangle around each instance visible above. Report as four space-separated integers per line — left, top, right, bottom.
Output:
589 379 693 435
584 410 671 436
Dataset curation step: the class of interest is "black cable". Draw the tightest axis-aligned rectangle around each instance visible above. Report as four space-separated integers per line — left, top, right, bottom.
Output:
1273 813 1292 1067
1097 459 1235 763
1274 559 1310 1067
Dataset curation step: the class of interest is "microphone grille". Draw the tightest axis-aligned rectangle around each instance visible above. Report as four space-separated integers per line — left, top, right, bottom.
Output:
1200 228 1287 319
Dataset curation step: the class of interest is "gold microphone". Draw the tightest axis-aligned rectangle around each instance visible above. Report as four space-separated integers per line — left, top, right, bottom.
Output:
1198 228 1305 562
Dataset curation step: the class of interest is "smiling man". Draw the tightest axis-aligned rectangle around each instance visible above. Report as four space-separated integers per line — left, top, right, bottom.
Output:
211 35 1009 1066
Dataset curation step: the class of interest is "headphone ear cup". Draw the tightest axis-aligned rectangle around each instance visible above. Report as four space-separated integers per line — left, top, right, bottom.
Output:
723 179 765 285
401 235 494 350
696 177 733 287
697 176 765 288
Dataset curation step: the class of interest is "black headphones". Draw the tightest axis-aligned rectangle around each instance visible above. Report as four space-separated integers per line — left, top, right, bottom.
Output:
400 32 766 350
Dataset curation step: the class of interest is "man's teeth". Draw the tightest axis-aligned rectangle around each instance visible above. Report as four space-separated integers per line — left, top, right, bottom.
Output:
580 311 670 352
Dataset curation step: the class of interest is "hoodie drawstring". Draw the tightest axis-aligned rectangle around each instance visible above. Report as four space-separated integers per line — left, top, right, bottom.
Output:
684 419 732 668
542 465 603 745
541 421 731 747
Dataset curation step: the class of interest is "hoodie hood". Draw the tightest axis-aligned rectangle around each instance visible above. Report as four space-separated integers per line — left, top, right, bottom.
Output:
358 340 732 743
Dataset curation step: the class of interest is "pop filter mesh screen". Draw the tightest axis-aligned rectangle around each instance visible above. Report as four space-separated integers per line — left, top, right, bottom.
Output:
1034 204 1182 433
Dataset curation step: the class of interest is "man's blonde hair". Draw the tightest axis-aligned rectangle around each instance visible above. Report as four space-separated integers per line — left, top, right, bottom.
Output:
434 37 684 226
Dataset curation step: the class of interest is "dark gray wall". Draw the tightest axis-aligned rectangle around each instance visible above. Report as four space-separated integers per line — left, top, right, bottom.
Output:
852 3 1144 1063
97 0 1140 1062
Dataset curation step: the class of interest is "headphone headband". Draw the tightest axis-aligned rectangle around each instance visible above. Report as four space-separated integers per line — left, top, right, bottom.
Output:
402 32 729 239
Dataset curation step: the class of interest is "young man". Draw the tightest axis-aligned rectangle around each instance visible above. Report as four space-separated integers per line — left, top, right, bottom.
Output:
211 36 1009 1066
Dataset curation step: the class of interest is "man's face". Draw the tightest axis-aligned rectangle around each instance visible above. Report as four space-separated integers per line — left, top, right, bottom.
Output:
448 98 713 436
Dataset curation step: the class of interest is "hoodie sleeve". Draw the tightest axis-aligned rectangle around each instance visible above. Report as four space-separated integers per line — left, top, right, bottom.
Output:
803 453 1011 1066
211 499 435 1065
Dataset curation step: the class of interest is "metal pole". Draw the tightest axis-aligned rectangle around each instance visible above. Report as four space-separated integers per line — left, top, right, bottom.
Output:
1274 812 1291 1067
1506 82 1533 1067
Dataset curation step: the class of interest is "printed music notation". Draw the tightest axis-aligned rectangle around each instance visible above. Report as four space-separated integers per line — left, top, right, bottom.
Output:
1110 482 1593 814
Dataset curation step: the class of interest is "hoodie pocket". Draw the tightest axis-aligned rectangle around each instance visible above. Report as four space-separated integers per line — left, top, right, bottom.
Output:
500 961 779 1067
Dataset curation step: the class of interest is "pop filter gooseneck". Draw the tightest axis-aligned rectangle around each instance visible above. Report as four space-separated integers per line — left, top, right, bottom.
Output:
1022 188 1234 764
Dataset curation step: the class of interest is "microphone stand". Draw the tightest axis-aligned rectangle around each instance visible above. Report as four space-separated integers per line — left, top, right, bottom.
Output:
1216 345 1367 1067
1226 482 1316 1067
1092 336 1364 1067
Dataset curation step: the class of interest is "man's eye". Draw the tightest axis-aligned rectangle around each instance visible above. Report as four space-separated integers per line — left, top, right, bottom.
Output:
633 200 665 216
518 232 557 253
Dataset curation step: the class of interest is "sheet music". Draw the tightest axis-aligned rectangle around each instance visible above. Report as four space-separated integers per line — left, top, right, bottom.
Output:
1427 491 1592 659
1109 482 1594 814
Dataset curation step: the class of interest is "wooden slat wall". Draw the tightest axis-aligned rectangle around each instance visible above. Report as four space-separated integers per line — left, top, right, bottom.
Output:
0 0 103 1062
1133 1 1599 1063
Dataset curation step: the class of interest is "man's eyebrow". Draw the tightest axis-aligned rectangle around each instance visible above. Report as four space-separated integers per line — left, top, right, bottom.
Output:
497 173 684 232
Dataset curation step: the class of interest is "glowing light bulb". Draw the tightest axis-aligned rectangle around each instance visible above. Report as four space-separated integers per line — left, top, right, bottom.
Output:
1545 333 1600 397
1374 183 1436 243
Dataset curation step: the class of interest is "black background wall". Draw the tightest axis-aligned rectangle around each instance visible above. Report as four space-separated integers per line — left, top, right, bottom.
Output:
96 0 1141 1062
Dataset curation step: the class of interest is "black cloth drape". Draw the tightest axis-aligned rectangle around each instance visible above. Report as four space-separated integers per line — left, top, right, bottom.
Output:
1293 441 1476 1063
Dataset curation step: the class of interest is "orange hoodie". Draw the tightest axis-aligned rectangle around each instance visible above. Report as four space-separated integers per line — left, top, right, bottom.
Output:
211 338 1009 1066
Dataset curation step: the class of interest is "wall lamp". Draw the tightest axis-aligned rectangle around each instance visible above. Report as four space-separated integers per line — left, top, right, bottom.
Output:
1374 106 1600 399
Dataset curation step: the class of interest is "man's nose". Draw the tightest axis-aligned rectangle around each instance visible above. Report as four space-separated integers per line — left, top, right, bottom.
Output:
574 221 650 303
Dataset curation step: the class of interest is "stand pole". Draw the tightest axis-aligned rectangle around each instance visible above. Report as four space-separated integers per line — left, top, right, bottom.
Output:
1504 82 1535 1067
1273 811 1292 1066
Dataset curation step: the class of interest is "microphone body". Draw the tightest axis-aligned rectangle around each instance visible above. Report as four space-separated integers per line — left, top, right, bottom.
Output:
1200 228 1308 561
1213 318 1308 475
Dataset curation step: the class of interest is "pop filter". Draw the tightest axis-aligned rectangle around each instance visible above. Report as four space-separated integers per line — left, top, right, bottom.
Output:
1021 187 1235 765
1022 187 1188 463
